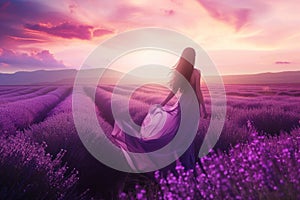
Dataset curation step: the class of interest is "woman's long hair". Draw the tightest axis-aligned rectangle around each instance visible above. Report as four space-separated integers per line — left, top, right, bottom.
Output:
170 47 195 93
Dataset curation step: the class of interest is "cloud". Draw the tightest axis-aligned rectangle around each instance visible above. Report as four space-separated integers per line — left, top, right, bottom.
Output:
197 0 252 31
0 0 71 47
24 22 94 40
163 9 175 16
93 28 114 37
0 0 105 45
275 61 291 65
0 48 66 70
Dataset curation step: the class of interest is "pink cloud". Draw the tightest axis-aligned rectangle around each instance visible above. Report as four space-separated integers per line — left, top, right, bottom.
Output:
93 28 114 37
0 48 66 70
163 9 175 16
275 61 291 65
24 22 93 40
197 0 252 31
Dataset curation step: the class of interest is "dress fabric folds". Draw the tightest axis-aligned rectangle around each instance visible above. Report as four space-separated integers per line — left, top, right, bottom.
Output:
112 101 196 171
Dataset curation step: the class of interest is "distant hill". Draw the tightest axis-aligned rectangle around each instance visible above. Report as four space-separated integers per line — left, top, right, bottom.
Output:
0 69 299 85
222 71 300 84
0 68 140 85
0 69 77 85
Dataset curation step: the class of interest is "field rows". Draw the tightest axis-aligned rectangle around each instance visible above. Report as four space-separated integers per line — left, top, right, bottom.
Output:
0 86 57 105
0 86 72 133
0 84 300 199
1 84 299 141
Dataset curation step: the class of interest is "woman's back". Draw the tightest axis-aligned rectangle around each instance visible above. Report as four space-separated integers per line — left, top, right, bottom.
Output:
189 69 200 94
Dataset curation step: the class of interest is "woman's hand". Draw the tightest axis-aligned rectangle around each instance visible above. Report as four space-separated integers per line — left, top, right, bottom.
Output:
155 104 162 108
160 91 176 107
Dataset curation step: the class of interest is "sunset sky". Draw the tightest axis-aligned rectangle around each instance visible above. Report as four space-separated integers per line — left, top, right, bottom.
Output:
0 0 299 75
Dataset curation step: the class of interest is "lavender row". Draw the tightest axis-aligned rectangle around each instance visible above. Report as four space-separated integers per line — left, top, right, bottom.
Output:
27 89 124 199
0 86 15 93
0 86 57 105
0 86 32 96
0 87 71 134
85 86 152 126
46 93 73 117
0 86 43 98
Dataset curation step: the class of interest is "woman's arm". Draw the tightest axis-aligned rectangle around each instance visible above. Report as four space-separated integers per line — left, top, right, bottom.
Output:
160 63 179 107
161 91 176 106
195 70 208 118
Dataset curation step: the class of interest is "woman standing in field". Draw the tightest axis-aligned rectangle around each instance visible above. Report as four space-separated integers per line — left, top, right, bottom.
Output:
159 47 208 169
112 47 207 171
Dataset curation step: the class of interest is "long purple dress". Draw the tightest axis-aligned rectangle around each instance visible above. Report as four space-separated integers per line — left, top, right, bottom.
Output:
112 93 198 172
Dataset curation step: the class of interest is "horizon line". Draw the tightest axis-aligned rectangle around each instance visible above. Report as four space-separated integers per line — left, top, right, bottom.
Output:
1 68 300 77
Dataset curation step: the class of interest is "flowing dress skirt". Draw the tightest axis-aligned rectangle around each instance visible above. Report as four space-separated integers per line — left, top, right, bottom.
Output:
112 102 196 171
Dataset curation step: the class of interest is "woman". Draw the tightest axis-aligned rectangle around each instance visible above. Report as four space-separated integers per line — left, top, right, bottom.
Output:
161 47 207 118
159 47 208 170
112 47 207 171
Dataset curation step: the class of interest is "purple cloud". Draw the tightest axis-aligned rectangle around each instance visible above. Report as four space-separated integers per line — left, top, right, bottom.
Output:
0 48 66 71
275 61 291 65
24 22 94 40
0 1 70 43
0 0 109 45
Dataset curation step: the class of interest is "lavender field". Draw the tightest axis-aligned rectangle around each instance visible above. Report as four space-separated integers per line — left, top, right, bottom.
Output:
0 83 300 199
